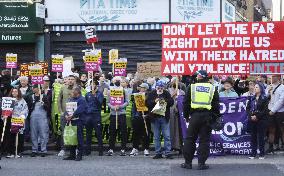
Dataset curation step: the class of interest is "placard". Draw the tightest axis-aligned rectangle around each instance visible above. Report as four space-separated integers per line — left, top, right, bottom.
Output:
109 49 118 64
114 58 127 77
137 62 161 79
109 87 124 106
29 64 43 85
133 93 148 112
20 62 48 77
51 55 64 72
11 116 25 127
162 22 284 75
6 53 17 69
1 97 16 117
66 102 78 116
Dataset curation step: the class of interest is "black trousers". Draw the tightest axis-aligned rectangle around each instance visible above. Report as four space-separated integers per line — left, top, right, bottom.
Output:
183 111 212 164
132 116 151 150
109 114 127 150
250 120 266 156
85 113 103 152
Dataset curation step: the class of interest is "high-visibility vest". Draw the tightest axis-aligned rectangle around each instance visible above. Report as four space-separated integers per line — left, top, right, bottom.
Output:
191 83 215 110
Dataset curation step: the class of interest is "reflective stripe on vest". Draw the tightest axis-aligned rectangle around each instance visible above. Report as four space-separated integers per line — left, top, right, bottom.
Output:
191 83 214 110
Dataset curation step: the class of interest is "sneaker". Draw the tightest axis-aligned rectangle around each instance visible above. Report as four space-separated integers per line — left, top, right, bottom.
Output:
6 154 15 158
249 156 256 159
180 163 192 169
106 149 114 156
57 150 65 157
153 154 163 159
63 156 76 160
15 155 22 158
144 149 150 156
41 153 46 157
198 164 209 170
165 154 174 159
120 150 127 156
31 152 37 157
129 148 139 156
259 156 265 160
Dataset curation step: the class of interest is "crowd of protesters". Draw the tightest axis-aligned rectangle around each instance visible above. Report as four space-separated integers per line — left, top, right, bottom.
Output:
0 68 284 162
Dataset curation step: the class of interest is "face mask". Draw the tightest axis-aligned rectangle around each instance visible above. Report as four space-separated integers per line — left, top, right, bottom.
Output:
114 81 121 87
157 89 163 95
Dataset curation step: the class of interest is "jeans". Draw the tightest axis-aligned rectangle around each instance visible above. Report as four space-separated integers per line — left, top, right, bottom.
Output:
151 118 171 155
250 120 266 156
68 119 84 156
109 114 127 150
60 114 67 149
85 113 103 152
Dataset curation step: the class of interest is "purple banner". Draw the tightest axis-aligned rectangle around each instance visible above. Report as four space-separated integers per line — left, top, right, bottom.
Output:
178 96 251 155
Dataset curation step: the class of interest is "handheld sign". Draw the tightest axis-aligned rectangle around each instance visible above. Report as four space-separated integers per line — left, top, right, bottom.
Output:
11 116 25 128
84 51 100 72
6 53 17 69
85 26 98 44
109 49 118 64
66 102 77 116
133 93 148 112
29 64 43 85
114 58 127 77
51 55 64 72
109 87 124 106
1 97 16 117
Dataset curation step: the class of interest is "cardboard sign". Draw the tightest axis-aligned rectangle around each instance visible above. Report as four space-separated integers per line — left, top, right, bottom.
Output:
114 58 127 77
110 87 124 106
11 116 25 127
137 62 162 79
51 55 64 72
66 102 77 116
162 22 284 75
109 49 118 64
6 53 17 69
1 97 16 116
133 93 148 112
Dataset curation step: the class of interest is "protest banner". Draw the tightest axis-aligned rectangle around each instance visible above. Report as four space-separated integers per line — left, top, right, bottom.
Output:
109 87 124 106
162 22 284 75
177 96 251 155
113 58 127 77
20 62 48 77
137 62 162 79
133 93 148 112
1 97 16 117
6 53 17 69
249 62 284 75
109 49 118 64
11 116 25 128
29 64 43 85
66 102 77 116
51 55 64 72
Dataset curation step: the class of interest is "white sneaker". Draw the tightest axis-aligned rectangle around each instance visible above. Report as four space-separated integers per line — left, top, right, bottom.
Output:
6 154 15 158
57 150 65 157
248 156 255 159
106 149 114 156
144 149 150 156
259 156 265 160
15 155 22 158
129 148 139 156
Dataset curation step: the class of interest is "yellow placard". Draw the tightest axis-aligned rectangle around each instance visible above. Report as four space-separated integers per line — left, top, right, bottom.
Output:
11 117 25 127
110 89 123 97
109 49 118 64
29 69 43 76
114 62 127 69
85 55 99 63
6 56 17 62
134 93 148 112
52 58 63 64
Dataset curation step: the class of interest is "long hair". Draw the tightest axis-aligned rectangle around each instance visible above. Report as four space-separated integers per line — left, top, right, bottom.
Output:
9 88 23 100
255 82 266 99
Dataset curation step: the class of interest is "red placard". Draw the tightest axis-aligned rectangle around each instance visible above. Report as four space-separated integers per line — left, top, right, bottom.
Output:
162 22 284 75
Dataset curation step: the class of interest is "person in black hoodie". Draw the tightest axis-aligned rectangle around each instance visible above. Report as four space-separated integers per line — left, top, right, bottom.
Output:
146 80 174 159
246 82 269 159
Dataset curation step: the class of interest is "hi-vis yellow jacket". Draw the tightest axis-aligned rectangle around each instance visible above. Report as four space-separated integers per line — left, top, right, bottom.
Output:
191 83 215 110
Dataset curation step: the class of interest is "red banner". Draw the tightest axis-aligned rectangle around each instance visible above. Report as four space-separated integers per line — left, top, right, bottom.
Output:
162 22 284 75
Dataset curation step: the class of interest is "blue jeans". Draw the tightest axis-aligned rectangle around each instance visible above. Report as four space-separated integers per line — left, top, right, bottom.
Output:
151 118 171 155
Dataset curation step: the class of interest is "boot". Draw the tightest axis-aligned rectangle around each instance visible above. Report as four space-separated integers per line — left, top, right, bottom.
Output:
63 149 76 160
198 163 209 170
75 151 82 161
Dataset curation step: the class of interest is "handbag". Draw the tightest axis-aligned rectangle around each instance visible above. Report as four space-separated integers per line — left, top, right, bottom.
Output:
63 122 78 146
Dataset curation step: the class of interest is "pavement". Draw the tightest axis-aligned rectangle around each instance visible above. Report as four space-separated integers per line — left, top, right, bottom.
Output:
1 151 284 176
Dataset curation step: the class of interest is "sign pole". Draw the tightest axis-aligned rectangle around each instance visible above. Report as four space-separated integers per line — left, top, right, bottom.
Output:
116 111 118 130
10 68 13 82
142 111 148 136
175 76 179 96
1 118 7 143
15 132 19 158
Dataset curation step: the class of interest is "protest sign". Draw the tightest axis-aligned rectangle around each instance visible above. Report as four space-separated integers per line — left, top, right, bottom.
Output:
109 49 118 64
85 26 98 44
51 55 64 72
162 22 284 75
250 62 284 75
11 116 25 127
66 102 77 116
6 53 17 69
20 62 48 77
29 64 43 85
1 97 16 117
114 58 127 77
137 62 161 79
84 50 100 71
133 93 148 112
178 96 251 155
109 87 124 106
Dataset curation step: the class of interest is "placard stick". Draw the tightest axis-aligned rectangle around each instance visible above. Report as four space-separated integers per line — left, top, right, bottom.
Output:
91 71 94 92
56 72 59 79
142 112 148 136
1 118 7 143
92 43 95 50
175 76 179 96
10 68 13 82
116 110 118 130
15 133 19 158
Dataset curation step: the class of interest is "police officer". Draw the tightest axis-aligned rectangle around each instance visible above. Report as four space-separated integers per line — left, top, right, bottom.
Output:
181 70 220 170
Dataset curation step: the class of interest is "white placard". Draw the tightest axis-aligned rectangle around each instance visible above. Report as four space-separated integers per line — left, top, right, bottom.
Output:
171 0 221 23
45 0 169 24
